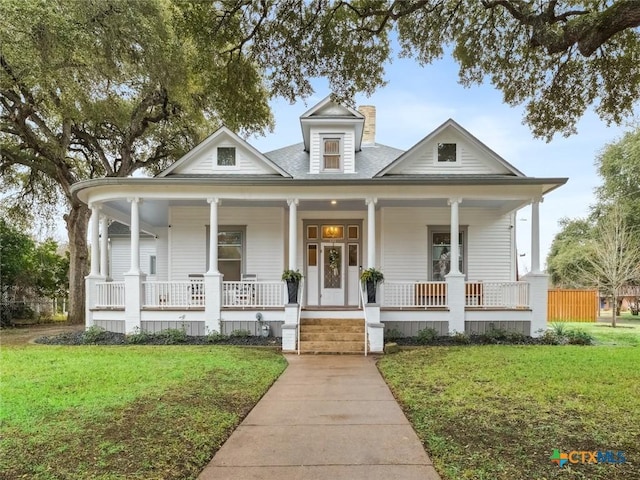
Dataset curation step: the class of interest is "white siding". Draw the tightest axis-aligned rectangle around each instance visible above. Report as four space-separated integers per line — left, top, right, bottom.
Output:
380 207 514 282
155 227 169 281
309 127 355 174
466 211 514 281
169 207 208 280
380 209 430 281
390 130 511 175
109 238 129 281
169 206 285 281
108 237 157 281
176 137 275 175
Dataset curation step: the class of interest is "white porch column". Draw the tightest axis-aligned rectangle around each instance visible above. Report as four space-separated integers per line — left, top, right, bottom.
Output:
288 199 298 270
100 216 109 278
530 198 542 274
85 204 103 329
524 196 548 336
124 197 143 333
127 197 141 274
446 198 465 334
204 198 222 333
89 204 100 277
207 198 219 274
448 198 462 274
366 198 377 268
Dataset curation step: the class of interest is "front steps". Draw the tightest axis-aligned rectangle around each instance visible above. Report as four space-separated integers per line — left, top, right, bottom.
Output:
299 318 366 354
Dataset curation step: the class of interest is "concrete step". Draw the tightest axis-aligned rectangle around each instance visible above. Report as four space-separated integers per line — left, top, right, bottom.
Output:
299 340 365 353
298 318 367 353
301 325 365 334
299 332 364 342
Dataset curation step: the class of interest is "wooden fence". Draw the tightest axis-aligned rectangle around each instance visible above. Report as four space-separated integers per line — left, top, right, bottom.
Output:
548 289 598 322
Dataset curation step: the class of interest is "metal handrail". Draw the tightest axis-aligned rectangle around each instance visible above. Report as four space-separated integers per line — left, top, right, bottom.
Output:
297 278 304 355
359 284 369 357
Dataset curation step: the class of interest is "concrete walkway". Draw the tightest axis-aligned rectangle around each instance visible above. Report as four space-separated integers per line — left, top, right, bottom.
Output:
198 354 441 480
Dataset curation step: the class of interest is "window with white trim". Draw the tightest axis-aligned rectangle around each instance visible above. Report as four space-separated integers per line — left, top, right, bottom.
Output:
205 225 245 281
437 143 457 163
149 255 157 275
323 138 341 170
428 227 467 280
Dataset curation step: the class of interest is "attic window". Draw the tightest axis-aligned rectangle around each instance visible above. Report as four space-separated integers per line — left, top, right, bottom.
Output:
217 147 236 167
323 138 341 170
437 143 457 162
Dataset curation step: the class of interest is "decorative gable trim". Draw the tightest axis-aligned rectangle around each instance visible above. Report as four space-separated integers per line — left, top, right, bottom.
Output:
374 119 525 177
156 126 292 178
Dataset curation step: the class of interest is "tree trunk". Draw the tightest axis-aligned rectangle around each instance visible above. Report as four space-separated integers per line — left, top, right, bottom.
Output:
65 203 91 324
611 293 617 328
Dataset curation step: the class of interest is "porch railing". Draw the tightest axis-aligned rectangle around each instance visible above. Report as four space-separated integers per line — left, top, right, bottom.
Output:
222 281 285 308
465 281 529 308
95 281 125 308
382 281 448 308
143 280 205 308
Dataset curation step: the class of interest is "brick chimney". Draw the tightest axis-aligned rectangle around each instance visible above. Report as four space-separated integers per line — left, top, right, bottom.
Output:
358 105 376 146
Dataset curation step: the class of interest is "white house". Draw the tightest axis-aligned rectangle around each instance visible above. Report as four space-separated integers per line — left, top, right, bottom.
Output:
72 96 567 353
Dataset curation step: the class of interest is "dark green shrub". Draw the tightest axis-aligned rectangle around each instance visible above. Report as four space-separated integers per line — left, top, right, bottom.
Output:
416 327 438 345
549 322 568 336
565 329 593 345
451 331 471 344
480 327 509 343
385 328 403 341
538 330 565 345
83 325 107 344
230 329 251 338
505 331 527 344
157 328 188 344
206 331 228 343
126 328 153 344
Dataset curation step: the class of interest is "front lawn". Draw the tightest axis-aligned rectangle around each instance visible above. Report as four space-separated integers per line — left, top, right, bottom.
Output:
378 346 640 480
561 321 640 346
0 345 287 480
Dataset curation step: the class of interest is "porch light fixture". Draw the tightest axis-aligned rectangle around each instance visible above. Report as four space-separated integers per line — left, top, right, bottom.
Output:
331 200 337 205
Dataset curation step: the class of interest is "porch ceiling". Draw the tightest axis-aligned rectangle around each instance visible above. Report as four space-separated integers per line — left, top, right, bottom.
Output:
101 197 525 231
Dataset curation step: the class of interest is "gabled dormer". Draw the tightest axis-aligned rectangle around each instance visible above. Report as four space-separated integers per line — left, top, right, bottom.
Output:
299 96 366 174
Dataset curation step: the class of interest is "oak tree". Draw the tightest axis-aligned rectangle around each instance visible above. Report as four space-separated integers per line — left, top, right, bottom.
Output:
1 0 273 323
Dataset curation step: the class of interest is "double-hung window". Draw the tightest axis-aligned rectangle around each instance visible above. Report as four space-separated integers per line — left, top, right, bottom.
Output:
429 228 466 281
206 226 245 281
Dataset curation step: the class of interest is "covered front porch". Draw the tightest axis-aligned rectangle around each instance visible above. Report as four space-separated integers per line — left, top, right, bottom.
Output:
80 180 550 352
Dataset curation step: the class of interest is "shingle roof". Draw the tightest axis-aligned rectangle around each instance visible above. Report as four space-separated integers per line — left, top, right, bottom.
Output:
264 142 405 179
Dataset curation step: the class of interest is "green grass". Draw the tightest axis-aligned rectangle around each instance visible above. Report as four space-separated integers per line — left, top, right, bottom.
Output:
0 345 287 479
558 321 640 346
379 346 640 480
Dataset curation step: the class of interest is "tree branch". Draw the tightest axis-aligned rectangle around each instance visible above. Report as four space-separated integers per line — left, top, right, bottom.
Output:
482 0 640 56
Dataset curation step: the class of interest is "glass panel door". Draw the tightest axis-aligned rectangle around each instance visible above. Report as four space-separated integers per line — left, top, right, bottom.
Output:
321 243 345 305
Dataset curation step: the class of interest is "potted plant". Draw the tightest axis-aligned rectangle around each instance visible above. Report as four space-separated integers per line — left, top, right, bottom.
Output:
282 269 303 303
360 267 384 303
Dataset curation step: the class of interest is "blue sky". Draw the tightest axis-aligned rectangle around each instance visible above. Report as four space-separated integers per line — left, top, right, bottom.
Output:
249 53 630 273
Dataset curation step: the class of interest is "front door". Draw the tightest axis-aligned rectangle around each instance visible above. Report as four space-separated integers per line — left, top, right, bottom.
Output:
321 243 345 305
